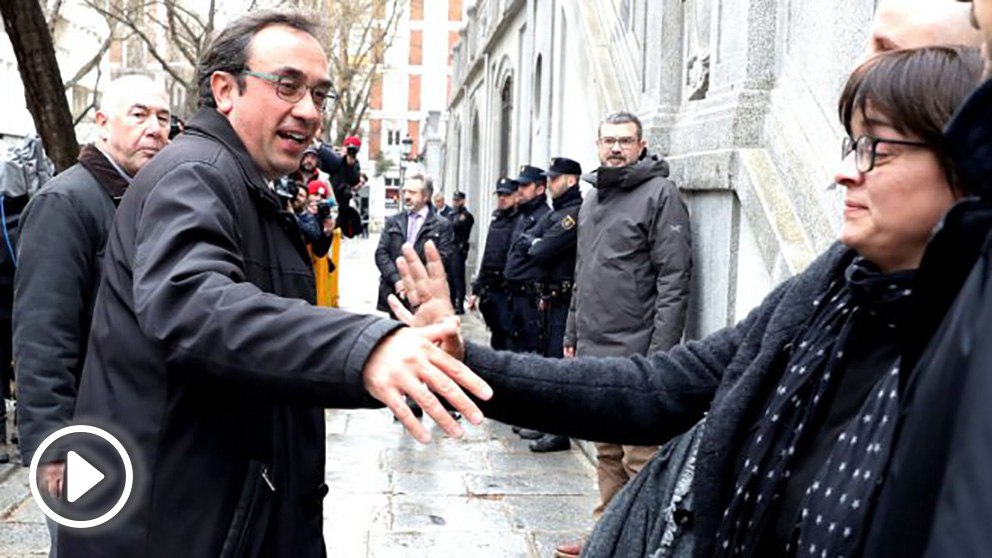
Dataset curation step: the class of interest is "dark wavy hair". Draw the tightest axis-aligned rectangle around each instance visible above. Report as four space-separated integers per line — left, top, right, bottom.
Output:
197 10 318 109
838 46 983 194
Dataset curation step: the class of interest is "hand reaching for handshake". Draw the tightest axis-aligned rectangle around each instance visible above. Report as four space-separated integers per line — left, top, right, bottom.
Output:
362 241 482 443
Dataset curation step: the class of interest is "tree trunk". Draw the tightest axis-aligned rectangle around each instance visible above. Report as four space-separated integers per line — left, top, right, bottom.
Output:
1 0 80 172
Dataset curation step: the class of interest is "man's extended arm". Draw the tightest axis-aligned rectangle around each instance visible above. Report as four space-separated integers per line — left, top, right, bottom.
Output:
131 162 489 440
316 144 360 188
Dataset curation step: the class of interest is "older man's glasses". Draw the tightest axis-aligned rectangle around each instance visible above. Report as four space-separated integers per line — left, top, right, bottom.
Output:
242 71 337 112
841 134 929 173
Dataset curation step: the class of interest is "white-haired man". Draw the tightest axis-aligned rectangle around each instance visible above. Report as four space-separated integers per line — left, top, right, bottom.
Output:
13 74 171 557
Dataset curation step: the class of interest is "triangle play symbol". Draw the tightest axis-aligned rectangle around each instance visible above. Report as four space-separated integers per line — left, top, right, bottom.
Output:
67 451 105 503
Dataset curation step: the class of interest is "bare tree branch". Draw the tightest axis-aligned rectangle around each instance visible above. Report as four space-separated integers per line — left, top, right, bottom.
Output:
84 0 190 86
64 27 116 91
46 0 66 34
73 65 104 126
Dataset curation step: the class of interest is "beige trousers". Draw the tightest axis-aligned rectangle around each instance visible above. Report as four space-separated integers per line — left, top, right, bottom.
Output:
592 442 660 518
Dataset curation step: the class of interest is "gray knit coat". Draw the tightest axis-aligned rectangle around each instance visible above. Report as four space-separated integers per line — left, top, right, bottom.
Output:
465 242 853 558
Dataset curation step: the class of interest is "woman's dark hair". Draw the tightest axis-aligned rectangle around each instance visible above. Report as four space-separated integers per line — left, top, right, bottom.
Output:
838 46 983 193
197 10 319 109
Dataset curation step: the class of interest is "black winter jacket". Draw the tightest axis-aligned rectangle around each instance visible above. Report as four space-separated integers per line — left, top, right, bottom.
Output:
374 207 454 311
13 158 118 463
472 207 516 291
65 108 399 558
522 185 582 283
862 78 992 558
503 193 552 282
465 243 852 558
450 206 475 251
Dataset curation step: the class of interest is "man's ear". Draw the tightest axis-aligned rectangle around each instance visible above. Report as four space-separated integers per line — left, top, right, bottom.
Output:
94 110 110 143
211 71 238 114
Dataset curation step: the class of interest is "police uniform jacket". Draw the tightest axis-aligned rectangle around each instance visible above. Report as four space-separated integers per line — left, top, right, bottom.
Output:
450 207 475 250
503 193 551 283
522 185 582 283
472 206 516 293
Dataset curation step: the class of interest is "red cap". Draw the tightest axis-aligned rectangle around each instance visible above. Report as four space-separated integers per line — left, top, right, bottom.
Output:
308 180 330 198
344 136 361 148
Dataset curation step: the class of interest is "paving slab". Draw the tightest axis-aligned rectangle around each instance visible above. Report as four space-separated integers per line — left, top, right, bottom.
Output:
465 472 597 497
367 530 532 558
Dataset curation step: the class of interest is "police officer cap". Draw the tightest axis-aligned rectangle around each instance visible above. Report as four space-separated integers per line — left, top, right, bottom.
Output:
452 191 467 200
495 177 519 194
546 157 582 177
512 164 547 185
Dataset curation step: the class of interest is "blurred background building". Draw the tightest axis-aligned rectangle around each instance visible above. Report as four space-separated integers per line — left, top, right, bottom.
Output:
445 0 878 339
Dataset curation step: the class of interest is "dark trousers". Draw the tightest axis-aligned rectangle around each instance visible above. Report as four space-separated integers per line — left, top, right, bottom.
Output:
507 291 542 354
543 294 571 358
448 247 468 312
479 289 510 350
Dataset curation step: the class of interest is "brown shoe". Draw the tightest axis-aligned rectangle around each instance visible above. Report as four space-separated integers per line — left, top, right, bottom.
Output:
555 539 584 557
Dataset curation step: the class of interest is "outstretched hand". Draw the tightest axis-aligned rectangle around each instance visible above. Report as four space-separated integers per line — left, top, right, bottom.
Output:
388 241 464 359
363 320 491 443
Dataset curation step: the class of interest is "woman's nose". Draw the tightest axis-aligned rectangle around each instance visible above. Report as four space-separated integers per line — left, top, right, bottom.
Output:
834 151 863 189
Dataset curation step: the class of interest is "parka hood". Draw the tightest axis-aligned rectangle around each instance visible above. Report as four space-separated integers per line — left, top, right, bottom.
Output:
585 153 671 191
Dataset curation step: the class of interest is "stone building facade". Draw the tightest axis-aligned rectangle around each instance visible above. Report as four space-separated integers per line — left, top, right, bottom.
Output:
445 0 879 338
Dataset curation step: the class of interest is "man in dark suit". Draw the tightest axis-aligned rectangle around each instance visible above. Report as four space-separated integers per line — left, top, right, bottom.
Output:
375 174 455 316
434 192 455 220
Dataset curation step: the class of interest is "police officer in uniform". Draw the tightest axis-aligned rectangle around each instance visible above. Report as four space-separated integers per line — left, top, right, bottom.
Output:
503 165 552 355
448 191 475 314
469 178 518 350
514 157 583 452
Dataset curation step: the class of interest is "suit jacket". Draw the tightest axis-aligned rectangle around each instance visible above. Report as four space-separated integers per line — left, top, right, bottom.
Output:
374 207 454 311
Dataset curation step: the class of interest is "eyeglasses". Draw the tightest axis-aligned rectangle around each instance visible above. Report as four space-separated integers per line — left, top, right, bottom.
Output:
841 134 929 173
241 70 337 112
598 136 639 149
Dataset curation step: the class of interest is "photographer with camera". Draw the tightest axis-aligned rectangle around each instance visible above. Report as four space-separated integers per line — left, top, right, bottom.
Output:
300 180 337 259
318 135 363 237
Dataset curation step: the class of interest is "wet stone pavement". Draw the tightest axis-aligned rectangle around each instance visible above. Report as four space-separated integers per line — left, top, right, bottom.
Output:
0 234 599 557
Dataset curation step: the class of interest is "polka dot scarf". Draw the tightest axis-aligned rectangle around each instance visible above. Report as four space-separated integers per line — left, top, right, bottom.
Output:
714 257 915 558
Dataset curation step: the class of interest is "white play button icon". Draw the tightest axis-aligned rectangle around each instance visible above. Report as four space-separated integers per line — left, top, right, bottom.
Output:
66 450 106 503
29 425 134 528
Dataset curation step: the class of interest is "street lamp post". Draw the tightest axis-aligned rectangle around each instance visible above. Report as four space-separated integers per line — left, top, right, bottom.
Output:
399 134 413 184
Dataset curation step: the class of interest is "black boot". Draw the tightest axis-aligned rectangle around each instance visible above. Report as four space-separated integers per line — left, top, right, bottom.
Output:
529 434 570 453
517 428 544 440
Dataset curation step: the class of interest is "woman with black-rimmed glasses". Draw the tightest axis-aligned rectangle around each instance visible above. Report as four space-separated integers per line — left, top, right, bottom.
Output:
390 46 986 558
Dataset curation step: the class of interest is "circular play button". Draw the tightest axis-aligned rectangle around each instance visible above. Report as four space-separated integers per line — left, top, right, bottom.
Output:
28 425 134 528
